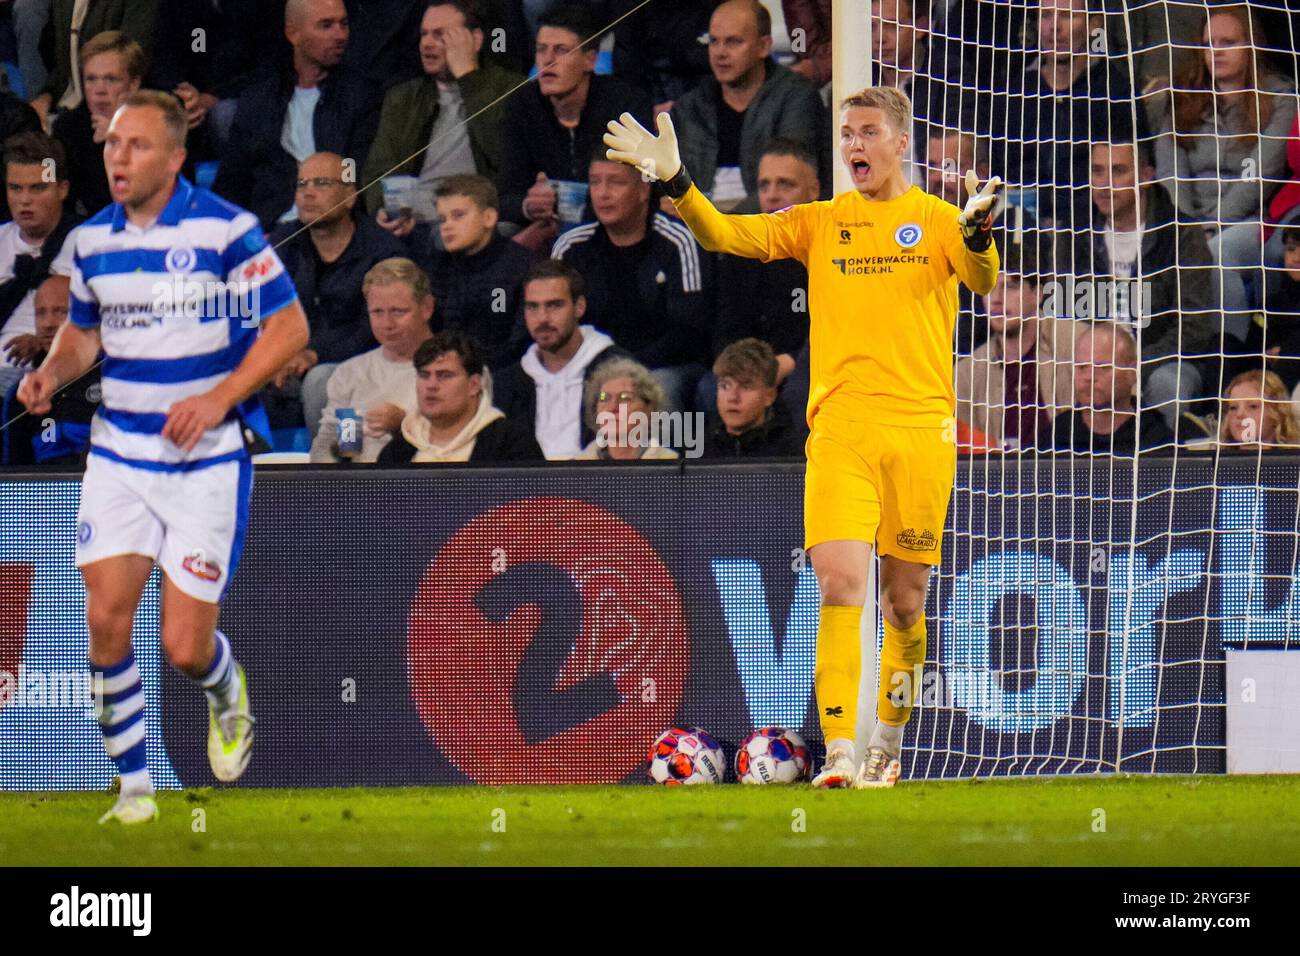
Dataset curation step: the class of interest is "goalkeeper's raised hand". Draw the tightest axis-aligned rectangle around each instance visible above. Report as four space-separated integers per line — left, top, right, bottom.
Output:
957 171 1003 252
604 112 692 199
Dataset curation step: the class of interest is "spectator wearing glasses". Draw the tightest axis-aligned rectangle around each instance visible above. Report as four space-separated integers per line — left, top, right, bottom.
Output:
552 151 712 415
496 4 652 235
576 357 680 460
266 152 408 436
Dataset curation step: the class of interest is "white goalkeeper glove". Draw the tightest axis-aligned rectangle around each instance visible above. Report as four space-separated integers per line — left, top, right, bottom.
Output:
604 111 692 198
957 171 1004 252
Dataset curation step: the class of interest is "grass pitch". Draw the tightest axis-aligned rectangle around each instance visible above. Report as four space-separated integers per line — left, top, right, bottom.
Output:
2 776 1297 866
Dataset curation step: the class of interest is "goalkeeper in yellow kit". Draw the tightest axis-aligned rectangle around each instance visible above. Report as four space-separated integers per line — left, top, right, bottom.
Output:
606 87 1002 788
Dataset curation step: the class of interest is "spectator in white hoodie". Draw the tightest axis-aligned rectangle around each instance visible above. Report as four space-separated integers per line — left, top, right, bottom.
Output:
311 257 434 462
492 259 630 459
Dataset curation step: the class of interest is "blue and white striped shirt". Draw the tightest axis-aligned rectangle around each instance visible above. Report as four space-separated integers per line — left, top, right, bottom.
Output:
68 177 299 472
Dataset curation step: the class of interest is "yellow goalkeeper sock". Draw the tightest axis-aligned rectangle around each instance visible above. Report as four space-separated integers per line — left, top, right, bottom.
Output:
878 615 928 727
815 604 863 743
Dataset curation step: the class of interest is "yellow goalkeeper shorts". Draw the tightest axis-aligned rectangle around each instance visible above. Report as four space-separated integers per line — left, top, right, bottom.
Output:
803 415 955 565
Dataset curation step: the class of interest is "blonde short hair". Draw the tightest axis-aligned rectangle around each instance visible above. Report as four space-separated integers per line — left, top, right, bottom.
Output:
362 257 432 301
80 30 146 78
840 86 913 138
119 90 187 148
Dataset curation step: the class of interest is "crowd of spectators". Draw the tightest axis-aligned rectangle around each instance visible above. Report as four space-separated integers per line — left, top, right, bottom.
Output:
2 0 1300 468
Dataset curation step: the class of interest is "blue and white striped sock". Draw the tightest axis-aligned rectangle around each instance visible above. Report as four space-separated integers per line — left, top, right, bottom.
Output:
196 630 241 714
92 651 153 797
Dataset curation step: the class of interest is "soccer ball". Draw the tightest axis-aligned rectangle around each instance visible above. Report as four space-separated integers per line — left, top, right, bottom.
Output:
647 726 725 785
734 727 811 784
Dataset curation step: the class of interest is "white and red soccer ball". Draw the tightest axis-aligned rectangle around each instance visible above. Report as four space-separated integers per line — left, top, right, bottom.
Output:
735 727 811 784
647 726 725 785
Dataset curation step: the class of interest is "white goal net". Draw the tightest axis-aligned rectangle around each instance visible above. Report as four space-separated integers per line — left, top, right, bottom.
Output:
863 0 1300 775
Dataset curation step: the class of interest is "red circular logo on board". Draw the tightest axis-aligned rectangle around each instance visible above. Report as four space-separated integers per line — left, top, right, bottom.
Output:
408 498 689 784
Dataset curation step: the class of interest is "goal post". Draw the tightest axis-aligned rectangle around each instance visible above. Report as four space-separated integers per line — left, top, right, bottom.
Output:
846 0 1300 775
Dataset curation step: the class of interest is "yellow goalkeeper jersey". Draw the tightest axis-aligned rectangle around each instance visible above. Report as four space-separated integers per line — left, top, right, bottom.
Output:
675 183 999 428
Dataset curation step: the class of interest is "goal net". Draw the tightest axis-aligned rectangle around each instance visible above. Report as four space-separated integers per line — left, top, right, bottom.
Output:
873 0 1300 775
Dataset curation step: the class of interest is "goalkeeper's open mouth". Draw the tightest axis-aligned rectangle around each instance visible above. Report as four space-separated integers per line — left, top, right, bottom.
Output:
849 159 871 183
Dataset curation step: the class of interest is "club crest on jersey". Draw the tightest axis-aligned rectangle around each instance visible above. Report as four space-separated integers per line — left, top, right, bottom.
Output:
165 246 197 275
76 521 94 545
895 223 923 248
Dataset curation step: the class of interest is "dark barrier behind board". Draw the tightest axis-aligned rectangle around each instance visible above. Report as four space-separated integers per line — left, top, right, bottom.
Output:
2 457 1299 788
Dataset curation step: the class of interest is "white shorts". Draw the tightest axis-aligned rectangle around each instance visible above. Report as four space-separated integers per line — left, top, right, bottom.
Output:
74 452 254 604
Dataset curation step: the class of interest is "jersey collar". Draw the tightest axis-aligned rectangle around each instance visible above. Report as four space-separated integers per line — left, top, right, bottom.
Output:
110 176 195 233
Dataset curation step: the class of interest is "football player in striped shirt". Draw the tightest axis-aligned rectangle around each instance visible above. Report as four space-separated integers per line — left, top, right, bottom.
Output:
605 87 1001 788
18 91 309 823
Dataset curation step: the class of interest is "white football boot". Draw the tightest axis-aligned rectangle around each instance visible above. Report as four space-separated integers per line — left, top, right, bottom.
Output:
208 663 255 782
98 793 159 825
810 747 856 789
853 746 902 789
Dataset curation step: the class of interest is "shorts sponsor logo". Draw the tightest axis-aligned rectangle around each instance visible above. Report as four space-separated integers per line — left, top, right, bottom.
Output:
895 223 922 248
182 553 221 582
76 521 94 545
896 528 937 552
